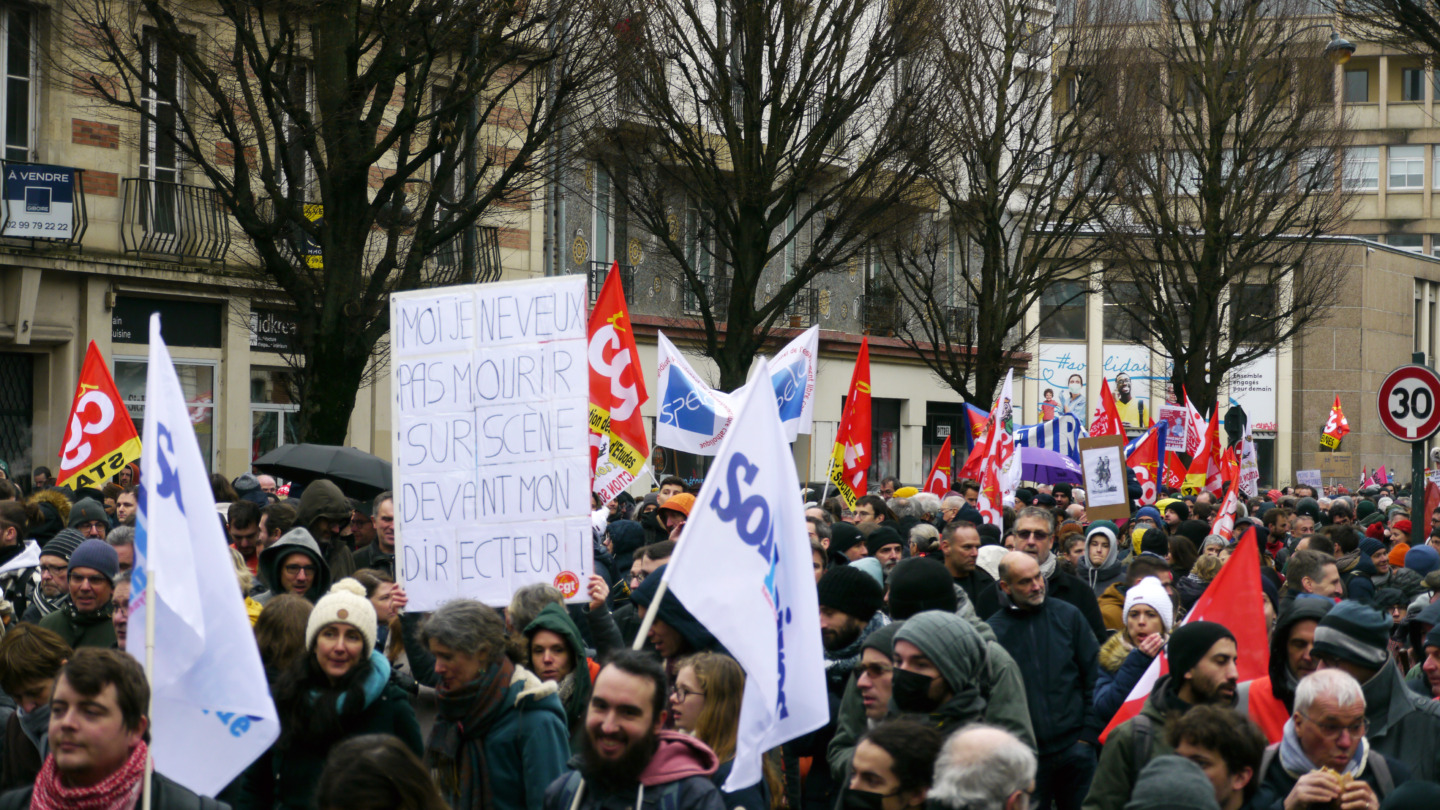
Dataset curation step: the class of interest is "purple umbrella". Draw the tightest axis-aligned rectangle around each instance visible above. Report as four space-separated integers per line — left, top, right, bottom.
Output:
1019 445 1083 485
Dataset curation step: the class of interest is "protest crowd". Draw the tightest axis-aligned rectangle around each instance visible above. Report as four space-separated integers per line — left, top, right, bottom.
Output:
5 453 1440 810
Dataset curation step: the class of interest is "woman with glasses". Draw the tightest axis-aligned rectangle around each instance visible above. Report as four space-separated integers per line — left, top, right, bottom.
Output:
670 652 783 810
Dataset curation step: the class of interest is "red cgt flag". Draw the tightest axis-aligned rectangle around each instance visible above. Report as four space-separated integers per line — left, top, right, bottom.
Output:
588 262 650 502
923 436 953 497
1126 423 1163 506
829 339 872 510
1100 529 1270 741
1320 394 1350 451
58 341 142 491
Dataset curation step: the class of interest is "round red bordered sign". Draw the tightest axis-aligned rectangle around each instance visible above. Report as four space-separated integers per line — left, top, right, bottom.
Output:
1377 364 1440 442
553 571 580 598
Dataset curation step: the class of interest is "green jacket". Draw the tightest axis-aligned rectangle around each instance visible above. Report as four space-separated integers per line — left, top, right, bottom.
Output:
523 603 593 746
39 600 116 649
1082 675 1181 810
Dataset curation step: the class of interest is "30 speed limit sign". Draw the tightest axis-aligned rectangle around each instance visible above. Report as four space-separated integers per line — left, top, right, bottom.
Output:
1378 365 1440 441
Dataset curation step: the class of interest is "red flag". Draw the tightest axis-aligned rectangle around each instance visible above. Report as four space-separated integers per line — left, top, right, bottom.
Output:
829 340 872 510
1211 478 1241 541
976 451 1004 529
1183 409 1223 497
588 262 650 501
1163 449 1187 491
1320 395 1349 451
1183 388 1206 456
1375 465 1389 487
1425 482 1440 538
1220 444 1240 483
924 436 953 497
1090 378 1126 437
1126 424 1162 506
1100 529 1269 741
58 341 143 490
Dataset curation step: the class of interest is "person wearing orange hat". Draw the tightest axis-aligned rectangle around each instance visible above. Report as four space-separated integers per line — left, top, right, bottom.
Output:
656 492 695 540
1390 519 1414 570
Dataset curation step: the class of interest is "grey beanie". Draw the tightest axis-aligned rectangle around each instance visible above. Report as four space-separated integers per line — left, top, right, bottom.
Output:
232 472 261 494
893 610 986 695
1125 756 1220 810
68 539 119 583
42 528 86 561
67 498 109 529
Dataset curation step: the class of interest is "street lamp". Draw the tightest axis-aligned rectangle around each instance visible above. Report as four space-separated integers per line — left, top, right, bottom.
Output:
1324 31 1357 65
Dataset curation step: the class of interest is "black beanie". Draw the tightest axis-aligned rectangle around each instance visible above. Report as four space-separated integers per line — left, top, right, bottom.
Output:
1053 483 1074 498
1140 528 1170 557
1166 621 1236 680
1165 501 1191 522
831 523 865 555
863 620 905 655
817 565 884 623
865 526 905 557
977 523 1003 546
887 558 957 620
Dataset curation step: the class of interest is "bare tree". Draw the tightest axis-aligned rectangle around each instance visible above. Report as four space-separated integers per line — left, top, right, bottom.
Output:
592 0 943 390
57 0 609 442
1326 0 1440 56
879 0 1125 411
1083 0 1354 414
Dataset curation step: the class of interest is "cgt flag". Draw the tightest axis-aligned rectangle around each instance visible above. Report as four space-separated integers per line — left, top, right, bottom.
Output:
1321 395 1350 451
57 341 142 491
664 357 828 790
588 263 650 502
923 436 953 497
829 339 872 510
1090 378 1126 437
1125 422 1167 507
131 314 279 795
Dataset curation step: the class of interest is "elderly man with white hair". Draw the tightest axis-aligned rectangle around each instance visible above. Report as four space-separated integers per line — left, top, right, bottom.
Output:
1249 669 1410 810
929 724 1036 810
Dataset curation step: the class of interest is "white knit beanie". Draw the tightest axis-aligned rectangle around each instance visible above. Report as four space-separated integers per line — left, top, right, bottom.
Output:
305 579 377 657
1123 575 1174 633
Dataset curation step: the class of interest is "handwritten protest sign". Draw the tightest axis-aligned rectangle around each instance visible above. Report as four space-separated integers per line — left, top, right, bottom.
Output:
390 277 593 612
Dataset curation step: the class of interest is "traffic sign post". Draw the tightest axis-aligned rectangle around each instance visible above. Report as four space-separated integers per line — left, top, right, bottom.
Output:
1378 352 1440 547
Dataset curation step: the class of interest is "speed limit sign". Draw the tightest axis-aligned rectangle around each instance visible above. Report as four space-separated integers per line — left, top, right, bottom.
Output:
1378 365 1440 441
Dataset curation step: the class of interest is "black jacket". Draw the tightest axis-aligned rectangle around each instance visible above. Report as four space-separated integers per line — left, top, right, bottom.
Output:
953 566 997 607
976 563 1107 642
0 772 227 810
987 594 1099 754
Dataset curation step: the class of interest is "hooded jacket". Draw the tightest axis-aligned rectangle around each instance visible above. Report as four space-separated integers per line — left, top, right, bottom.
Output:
27 490 69 544
630 564 723 659
256 528 332 604
524 603 594 745
1356 658 1440 781
891 611 995 734
543 731 726 810
294 479 357 579
1078 522 1125 596
987 592 1098 754
606 520 646 580
1082 675 1185 810
1268 599 1335 713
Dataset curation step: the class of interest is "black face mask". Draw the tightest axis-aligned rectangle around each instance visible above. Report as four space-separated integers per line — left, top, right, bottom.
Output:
890 667 943 714
841 787 896 810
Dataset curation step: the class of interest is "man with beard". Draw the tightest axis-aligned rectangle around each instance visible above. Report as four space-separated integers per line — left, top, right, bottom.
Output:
1083 621 1239 810
545 649 725 810
988 552 1098 810
1236 599 1332 741
818 566 888 696
865 527 906 579
20 530 83 625
975 507 1106 641
1311 601 1440 781
1112 374 1144 428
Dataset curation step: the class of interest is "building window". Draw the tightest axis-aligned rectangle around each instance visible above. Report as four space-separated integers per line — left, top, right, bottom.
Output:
1344 147 1379 190
1402 68 1426 101
1390 145 1425 190
1103 282 1147 342
0 8 34 164
1040 280 1087 340
1168 151 1201 195
592 163 612 264
1298 149 1334 192
1344 70 1369 103
1231 284 1276 344
114 358 217 472
1388 234 1424 252
250 368 299 462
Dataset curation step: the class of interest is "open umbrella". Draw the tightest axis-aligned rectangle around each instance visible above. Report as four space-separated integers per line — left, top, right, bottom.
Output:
1019 445 1083 486
252 443 392 499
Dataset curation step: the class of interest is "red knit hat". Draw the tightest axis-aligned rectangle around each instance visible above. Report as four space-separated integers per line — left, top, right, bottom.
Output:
1395 519 1413 535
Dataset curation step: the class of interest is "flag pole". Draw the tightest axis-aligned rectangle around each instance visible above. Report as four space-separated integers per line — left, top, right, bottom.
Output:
631 578 670 651
142 566 156 810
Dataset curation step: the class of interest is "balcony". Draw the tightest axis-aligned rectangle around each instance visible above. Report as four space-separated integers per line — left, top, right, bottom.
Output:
0 162 88 246
803 104 848 159
862 288 905 336
944 304 978 342
683 273 731 316
784 285 820 327
432 225 502 284
121 177 229 262
587 260 636 304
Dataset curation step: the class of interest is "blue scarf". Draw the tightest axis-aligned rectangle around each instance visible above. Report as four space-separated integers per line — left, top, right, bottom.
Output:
1279 717 1369 779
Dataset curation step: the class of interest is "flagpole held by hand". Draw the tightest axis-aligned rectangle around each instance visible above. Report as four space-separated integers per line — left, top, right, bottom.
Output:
630 578 670 652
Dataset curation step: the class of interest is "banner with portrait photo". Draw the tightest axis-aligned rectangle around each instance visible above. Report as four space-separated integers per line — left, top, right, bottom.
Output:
1037 343 1087 422
1102 345 1151 429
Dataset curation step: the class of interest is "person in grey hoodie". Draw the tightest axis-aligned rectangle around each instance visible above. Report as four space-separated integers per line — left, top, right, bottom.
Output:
1079 521 1126 597
256 527 333 604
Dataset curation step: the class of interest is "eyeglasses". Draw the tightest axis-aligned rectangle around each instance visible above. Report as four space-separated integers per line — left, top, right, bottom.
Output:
1015 530 1050 540
857 662 893 680
68 573 110 587
1300 712 1366 738
672 685 705 702
283 563 317 576
631 569 650 584
40 564 67 577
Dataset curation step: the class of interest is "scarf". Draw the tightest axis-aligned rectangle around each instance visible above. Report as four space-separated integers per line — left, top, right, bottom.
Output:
1038 550 1058 579
1279 717 1369 779
29 588 64 619
825 613 888 690
62 599 115 625
428 657 515 810
30 740 147 810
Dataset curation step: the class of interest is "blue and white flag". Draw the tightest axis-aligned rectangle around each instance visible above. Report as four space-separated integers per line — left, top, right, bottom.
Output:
663 357 828 790
131 314 279 796
1014 414 1087 463
655 326 819 455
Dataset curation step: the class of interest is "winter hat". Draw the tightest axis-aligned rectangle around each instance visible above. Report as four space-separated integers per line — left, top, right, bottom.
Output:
1139 528 1170 558
817 565 884 623
887 558 957 620
1133 506 1163 525
1123 576 1174 634
893 610 987 695
976 524 1002 546
1425 570 1440 592
67 498 108 529
1176 520 1210 549
1086 521 1118 546
1357 500 1379 520
42 528 86 560
1313 600 1390 670
1365 522 1388 541
1295 497 1321 520
1424 624 1440 653
863 620 905 655
658 493 695 520
1379 497 1395 512
865 526 905 557
1053 483 1074 499
1034 493 1057 508
1124 756 1220 810
1166 621 1236 680
1395 519 1413 536
830 523 866 556
67 539 119 583
1164 500 1191 522
232 473 262 494
893 486 919 499
1360 537 1386 558
851 557 885 589
305 578 378 658
1406 545 1440 576
1390 544 1413 569
1371 587 1405 610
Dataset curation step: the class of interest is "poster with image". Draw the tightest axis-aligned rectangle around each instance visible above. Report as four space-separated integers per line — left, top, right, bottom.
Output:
1102 345 1151 429
1037 343 1087 421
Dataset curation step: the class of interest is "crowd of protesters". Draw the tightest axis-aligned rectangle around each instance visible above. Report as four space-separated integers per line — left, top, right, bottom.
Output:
3 458 1440 810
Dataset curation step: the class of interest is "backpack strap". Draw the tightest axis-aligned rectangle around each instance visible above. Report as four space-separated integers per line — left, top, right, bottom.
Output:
1130 714 1153 785
1368 753 1394 798
556 770 586 810
1260 743 1280 785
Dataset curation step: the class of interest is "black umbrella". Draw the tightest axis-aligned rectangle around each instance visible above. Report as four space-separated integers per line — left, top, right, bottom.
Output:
253 443 392 499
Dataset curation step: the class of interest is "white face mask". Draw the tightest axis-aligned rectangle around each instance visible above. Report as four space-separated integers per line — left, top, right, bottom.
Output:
1069 383 1083 396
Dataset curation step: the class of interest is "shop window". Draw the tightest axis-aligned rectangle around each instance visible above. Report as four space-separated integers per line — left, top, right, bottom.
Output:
115 358 216 472
251 368 299 462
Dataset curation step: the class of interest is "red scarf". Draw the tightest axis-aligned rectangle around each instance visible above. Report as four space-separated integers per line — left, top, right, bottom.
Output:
30 740 147 810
